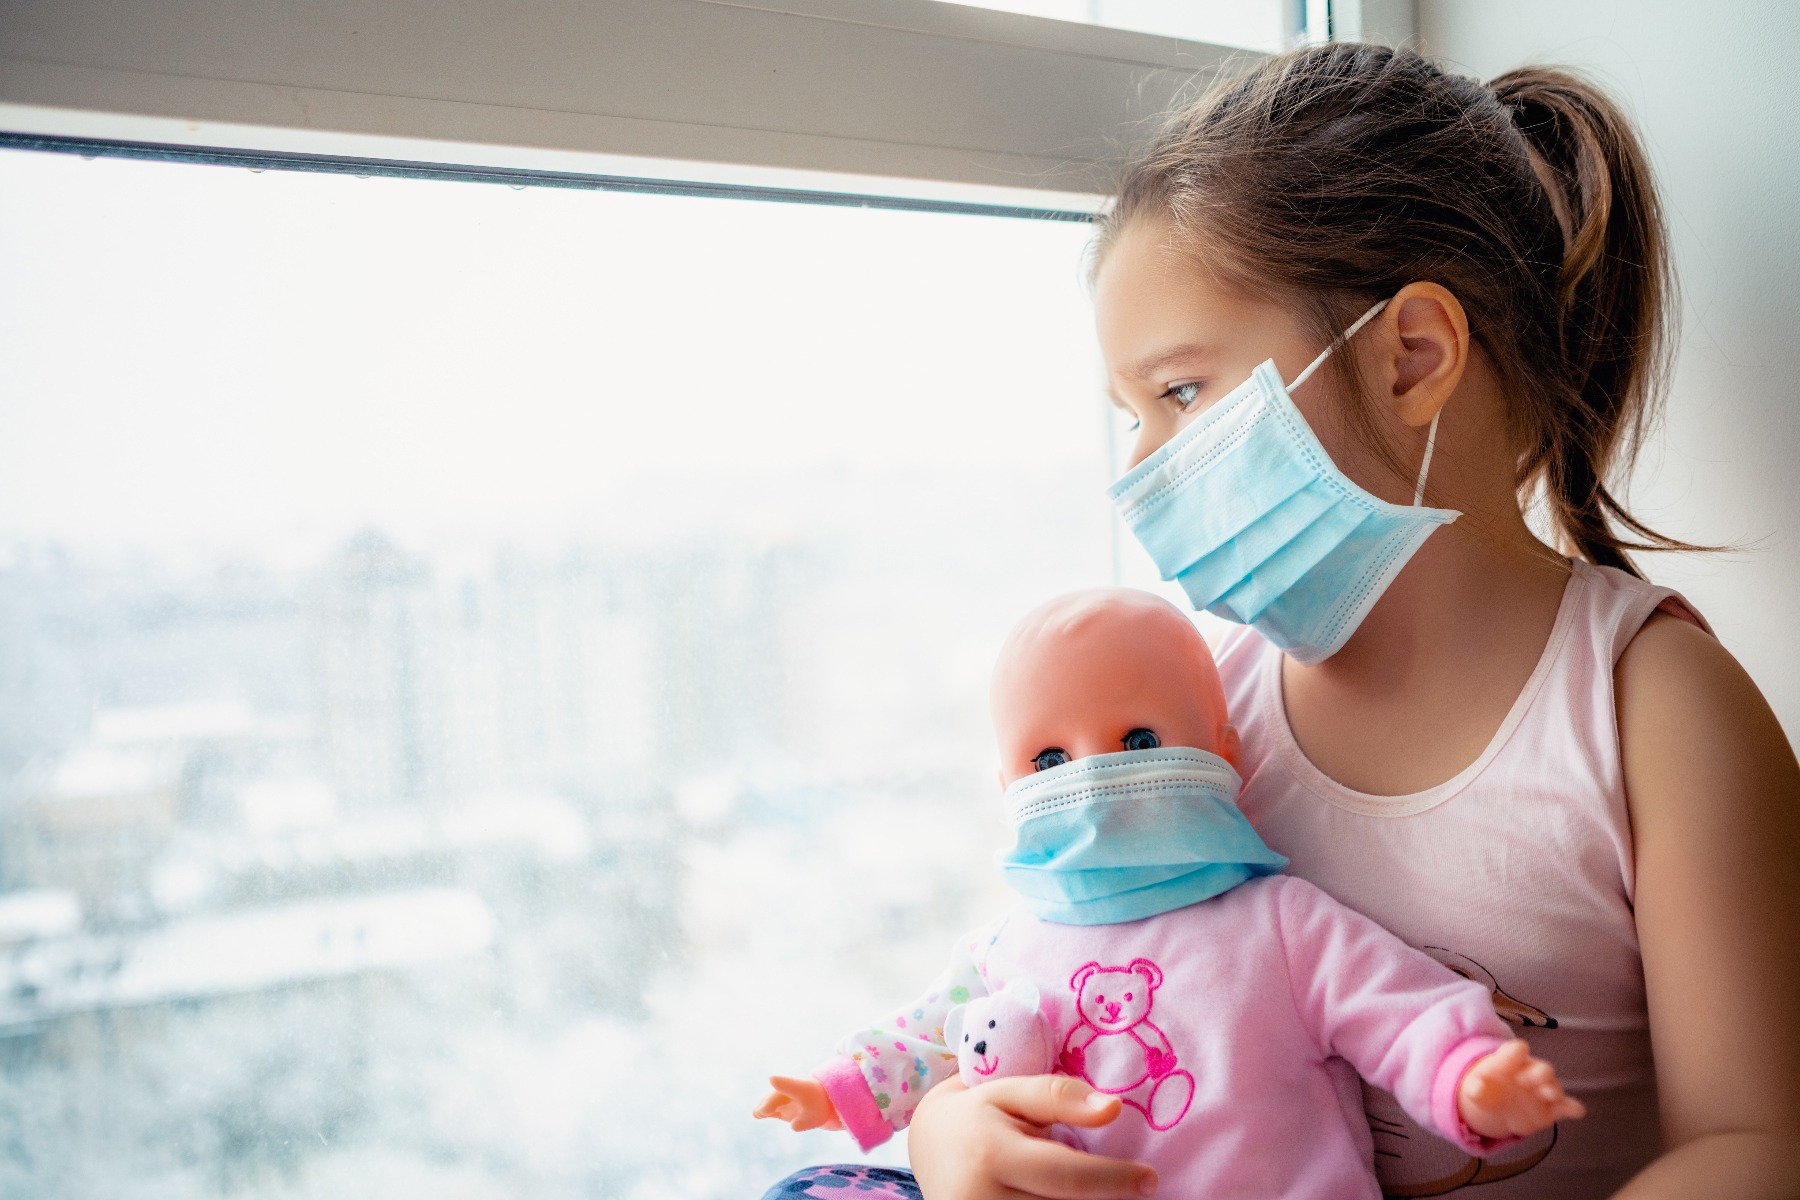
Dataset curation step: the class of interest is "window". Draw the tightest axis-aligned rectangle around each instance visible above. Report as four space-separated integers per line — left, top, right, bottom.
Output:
0 145 1122 1196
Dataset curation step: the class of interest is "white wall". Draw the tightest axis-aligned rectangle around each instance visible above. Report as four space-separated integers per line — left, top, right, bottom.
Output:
1420 1 1800 739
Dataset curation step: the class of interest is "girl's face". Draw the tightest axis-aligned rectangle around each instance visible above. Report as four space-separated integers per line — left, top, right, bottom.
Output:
1093 219 1386 489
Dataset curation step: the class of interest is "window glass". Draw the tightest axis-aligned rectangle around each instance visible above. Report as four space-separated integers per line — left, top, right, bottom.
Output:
0 148 1121 1197
936 0 1290 52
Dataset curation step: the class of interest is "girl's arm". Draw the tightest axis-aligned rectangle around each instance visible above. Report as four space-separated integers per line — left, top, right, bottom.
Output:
1615 613 1800 1198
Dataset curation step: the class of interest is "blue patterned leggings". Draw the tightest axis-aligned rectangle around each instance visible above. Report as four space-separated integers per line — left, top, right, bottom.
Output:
761 1164 922 1199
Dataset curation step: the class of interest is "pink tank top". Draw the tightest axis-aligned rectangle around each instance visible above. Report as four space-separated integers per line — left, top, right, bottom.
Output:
1214 559 1707 1199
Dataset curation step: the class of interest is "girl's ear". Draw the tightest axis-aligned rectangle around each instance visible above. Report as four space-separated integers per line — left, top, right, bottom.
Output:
1376 281 1470 429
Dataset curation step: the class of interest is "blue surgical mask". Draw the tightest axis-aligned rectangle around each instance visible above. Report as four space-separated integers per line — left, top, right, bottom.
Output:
995 748 1287 926
1107 301 1459 665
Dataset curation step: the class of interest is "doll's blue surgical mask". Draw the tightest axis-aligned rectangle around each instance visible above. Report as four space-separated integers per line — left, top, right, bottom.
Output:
996 748 1287 926
1107 300 1458 665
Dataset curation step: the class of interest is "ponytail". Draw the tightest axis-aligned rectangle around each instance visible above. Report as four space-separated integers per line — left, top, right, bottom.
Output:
1097 47 1715 577
1489 67 1702 573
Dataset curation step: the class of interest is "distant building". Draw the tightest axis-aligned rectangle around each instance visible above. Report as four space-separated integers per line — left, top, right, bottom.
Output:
311 531 443 808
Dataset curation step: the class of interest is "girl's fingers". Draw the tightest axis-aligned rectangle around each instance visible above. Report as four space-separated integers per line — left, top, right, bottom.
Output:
981 1073 1128 1131
909 1076 1155 1200
993 1133 1158 1200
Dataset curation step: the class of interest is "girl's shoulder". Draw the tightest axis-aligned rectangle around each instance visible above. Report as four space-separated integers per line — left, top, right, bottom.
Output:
1578 559 1712 659
1614 597 1780 797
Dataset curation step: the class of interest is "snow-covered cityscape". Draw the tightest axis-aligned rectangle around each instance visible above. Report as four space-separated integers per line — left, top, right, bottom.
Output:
0 479 1124 1198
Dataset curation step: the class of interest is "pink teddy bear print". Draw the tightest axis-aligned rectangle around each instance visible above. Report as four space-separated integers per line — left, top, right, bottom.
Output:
1059 957 1194 1131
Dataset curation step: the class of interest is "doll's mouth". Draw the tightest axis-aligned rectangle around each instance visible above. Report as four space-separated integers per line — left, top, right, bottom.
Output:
973 1055 998 1076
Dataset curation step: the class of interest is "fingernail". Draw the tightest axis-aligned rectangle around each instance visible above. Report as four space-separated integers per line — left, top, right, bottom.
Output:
1138 1173 1159 1196
1086 1091 1113 1109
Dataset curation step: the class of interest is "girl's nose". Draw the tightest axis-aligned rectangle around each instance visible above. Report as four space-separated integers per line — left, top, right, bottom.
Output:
1127 421 1171 470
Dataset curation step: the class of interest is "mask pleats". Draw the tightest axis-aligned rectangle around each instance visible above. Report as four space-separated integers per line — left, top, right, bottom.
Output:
1203 502 1370 624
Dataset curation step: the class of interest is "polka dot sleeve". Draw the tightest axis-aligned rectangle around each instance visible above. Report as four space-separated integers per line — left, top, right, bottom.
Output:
814 917 1003 1147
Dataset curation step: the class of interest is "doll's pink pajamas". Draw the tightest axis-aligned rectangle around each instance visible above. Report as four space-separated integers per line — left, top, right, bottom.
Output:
813 875 1514 1199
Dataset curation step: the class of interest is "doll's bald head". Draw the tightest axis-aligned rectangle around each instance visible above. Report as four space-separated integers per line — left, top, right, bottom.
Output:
991 588 1238 786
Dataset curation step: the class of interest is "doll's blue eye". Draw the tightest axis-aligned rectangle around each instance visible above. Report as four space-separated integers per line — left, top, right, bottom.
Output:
1123 728 1160 751
1033 748 1070 771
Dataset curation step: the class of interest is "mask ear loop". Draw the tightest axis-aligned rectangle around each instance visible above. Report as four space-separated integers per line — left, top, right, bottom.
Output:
1285 299 1390 393
1413 412 1441 507
1284 297 1443 509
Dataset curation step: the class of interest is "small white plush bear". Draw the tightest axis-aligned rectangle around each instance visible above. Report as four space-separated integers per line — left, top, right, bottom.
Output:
943 979 1056 1087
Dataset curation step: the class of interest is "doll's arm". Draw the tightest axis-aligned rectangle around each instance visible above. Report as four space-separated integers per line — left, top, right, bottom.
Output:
1456 1038 1586 1139
753 920 997 1151
1271 877 1556 1154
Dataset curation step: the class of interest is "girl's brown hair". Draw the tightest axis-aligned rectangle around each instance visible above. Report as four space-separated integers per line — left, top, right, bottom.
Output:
1093 43 1704 575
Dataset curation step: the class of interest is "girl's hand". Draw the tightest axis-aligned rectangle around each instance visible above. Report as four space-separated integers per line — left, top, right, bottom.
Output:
1457 1039 1586 1140
754 1075 844 1132
908 1073 1157 1200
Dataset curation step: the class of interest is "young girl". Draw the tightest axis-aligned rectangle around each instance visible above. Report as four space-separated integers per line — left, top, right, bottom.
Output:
764 42 1800 1200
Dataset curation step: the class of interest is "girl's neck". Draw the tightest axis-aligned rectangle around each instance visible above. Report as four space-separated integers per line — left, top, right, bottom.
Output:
1321 513 1571 685
1276 512 1572 796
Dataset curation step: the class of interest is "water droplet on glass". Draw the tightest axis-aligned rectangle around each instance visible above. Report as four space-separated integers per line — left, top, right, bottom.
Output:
509 184 526 191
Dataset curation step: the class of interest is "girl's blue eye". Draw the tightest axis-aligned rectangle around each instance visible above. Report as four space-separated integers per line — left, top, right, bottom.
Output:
1168 382 1203 408
1123 728 1160 751
1033 748 1071 771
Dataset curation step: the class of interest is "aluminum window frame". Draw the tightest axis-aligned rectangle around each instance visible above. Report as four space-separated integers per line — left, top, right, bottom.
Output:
0 0 1239 213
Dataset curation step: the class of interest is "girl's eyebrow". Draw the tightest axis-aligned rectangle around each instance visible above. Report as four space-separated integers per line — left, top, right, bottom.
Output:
1123 342 1214 381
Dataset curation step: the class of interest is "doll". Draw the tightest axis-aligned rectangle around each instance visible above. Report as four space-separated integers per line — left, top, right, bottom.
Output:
755 589 1582 1197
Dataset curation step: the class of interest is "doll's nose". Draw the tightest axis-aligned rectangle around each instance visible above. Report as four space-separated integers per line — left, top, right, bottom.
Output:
973 1040 987 1056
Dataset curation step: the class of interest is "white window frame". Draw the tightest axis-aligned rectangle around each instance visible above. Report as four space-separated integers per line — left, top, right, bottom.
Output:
0 0 1416 212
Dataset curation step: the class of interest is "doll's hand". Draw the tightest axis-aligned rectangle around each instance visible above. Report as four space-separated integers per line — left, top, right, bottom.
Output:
1456 1039 1586 1140
754 1075 845 1132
